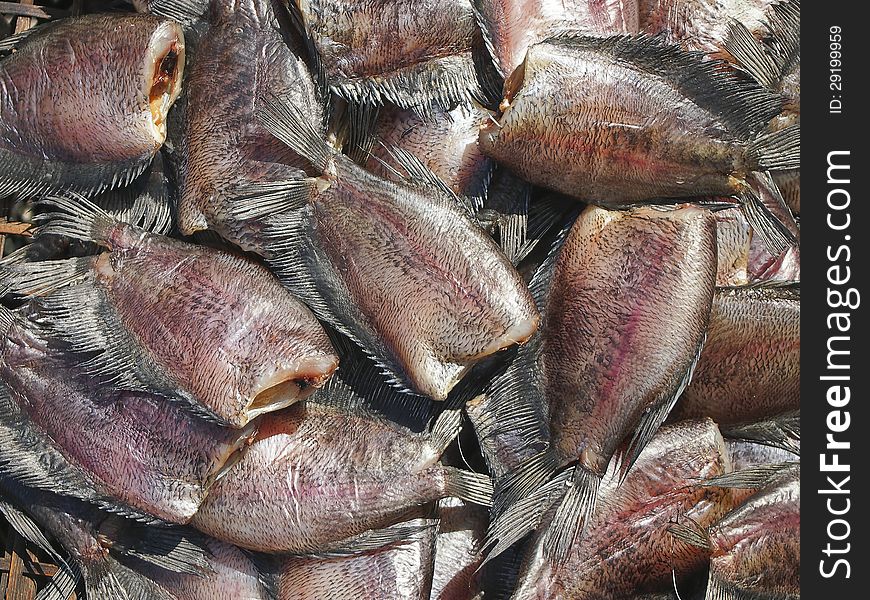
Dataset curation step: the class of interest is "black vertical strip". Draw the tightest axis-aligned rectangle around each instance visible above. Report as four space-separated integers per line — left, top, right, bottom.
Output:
803 1 867 596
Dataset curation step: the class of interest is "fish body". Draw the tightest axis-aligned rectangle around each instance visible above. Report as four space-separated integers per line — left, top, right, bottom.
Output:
175 0 320 252
0 14 184 197
671 284 799 424
191 399 491 553
0 308 255 524
257 96 539 401
270 518 437 600
705 467 800 599
512 419 734 599
294 0 480 110
2 198 337 428
430 498 487 600
479 36 793 206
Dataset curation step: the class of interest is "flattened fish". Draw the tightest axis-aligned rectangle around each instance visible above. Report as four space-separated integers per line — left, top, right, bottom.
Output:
483 204 716 564
0 307 254 524
174 0 321 252
292 0 483 111
479 35 798 252
191 388 492 552
266 517 437 600
0 475 270 600
670 283 799 425
474 0 640 77
0 14 184 197
511 419 734 600
673 465 800 600
246 94 539 401
1 196 337 428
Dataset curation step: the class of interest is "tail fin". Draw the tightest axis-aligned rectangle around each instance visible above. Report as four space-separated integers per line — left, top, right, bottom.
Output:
747 125 800 171
256 93 335 174
34 194 120 248
740 185 797 256
540 465 600 565
429 408 464 456
667 519 711 551
443 467 494 507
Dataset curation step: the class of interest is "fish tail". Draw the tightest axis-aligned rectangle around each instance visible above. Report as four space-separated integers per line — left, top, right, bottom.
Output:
739 185 797 256
442 467 494 508
721 410 800 455
701 461 800 490
83 554 167 600
0 250 95 300
429 408 464 456
747 124 800 171
0 305 15 338
35 193 120 248
255 92 335 174
540 464 600 565
705 571 742 600
724 20 780 89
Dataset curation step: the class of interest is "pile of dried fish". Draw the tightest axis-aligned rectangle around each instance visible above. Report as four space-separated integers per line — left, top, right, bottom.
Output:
0 0 800 598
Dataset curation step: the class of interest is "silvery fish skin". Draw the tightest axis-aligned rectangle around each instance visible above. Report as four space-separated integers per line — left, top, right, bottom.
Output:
269 518 437 600
191 401 491 553
0 311 255 524
175 0 319 252
512 419 734 600
293 0 479 110
258 96 540 401
543 206 715 477
640 0 777 54
0 14 184 198
430 498 487 600
671 284 799 425
704 467 800 599
474 0 640 77
366 101 495 203
2 199 338 428
479 36 790 206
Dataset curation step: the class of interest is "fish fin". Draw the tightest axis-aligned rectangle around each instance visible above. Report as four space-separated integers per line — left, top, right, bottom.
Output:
666 519 711 550
493 449 560 514
256 93 334 173
701 461 800 489
0 254 96 299
264 214 423 399
514 194 571 266
618 333 705 483
228 179 319 220
747 170 799 234
34 193 119 247
484 175 531 265
721 410 800 455
35 564 81 600
0 23 45 53
443 467 494 507
331 53 484 114
307 520 437 558
0 499 63 563
0 147 153 200
147 0 209 25
481 469 571 565
747 125 800 171
340 102 381 166
766 0 801 71
739 188 795 256
470 0 507 79
429 408 464 455
704 572 763 600
540 465 600 565
310 327 434 432
92 154 173 235
376 142 477 214
106 520 213 575
545 34 782 138
83 555 173 600
724 20 781 89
